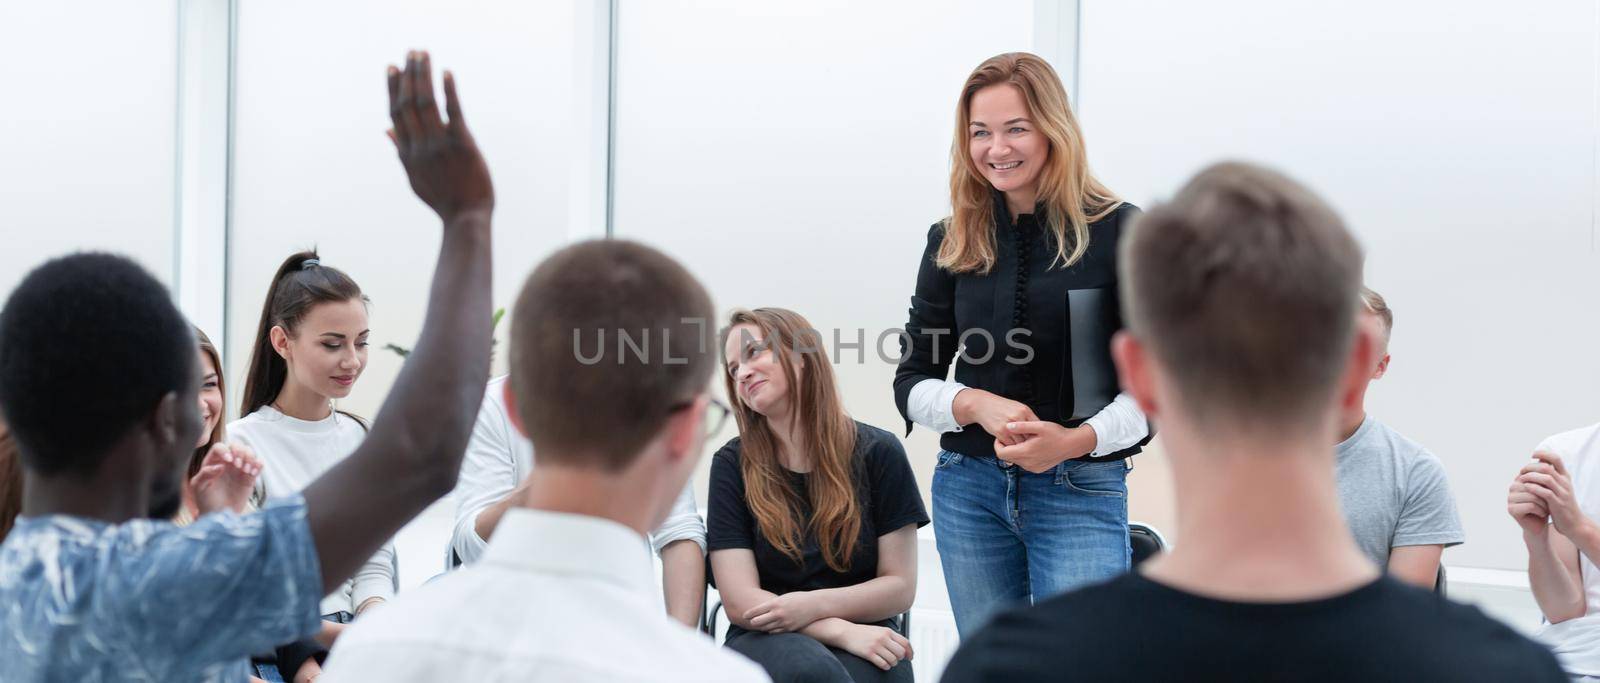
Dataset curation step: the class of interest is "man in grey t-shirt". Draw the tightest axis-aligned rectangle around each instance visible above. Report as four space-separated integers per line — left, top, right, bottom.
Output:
1334 288 1464 589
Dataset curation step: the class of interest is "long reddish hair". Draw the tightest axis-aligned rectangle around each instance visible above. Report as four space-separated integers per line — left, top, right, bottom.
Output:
722 308 861 572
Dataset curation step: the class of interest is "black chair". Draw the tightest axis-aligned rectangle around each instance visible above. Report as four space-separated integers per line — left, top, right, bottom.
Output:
1130 521 1167 566
700 524 1177 643
1435 564 1447 597
700 561 909 639
701 598 909 640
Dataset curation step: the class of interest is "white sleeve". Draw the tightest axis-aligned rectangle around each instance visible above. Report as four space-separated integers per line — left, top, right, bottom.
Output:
350 541 397 608
450 389 520 565
648 483 706 556
907 378 968 434
1083 392 1150 457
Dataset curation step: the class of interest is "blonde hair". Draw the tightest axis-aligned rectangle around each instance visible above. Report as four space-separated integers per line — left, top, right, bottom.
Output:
939 52 1122 274
1359 286 1393 340
721 308 861 573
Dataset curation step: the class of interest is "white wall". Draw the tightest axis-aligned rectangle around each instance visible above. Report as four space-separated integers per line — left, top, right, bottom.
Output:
226 0 606 420
1075 0 1600 570
0 3 178 297
12 0 1596 584
612 0 1040 499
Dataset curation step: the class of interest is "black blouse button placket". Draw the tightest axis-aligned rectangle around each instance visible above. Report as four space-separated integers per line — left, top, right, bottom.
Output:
1011 219 1035 405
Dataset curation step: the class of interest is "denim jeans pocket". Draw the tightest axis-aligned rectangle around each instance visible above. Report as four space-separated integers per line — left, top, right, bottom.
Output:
935 450 965 470
1057 459 1128 498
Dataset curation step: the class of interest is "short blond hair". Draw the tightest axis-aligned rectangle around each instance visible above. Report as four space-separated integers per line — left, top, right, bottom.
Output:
1360 286 1392 341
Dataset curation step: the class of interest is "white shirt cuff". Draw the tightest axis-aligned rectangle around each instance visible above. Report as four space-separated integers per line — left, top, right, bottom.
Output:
1084 392 1149 457
648 484 706 555
908 378 968 434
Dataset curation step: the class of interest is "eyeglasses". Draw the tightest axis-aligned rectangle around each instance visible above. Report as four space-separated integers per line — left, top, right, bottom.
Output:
669 396 734 438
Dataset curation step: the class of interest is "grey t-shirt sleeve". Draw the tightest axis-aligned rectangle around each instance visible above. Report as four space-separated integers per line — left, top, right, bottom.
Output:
1393 449 1466 548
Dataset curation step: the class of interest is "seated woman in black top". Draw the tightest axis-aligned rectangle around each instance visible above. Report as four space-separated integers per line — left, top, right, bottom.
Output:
708 308 930 683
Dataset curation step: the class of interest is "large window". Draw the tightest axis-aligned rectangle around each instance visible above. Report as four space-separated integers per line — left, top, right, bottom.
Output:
0 3 179 297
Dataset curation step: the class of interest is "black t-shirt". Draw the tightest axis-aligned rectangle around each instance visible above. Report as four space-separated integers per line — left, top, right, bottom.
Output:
706 421 929 594
941 572 1564 682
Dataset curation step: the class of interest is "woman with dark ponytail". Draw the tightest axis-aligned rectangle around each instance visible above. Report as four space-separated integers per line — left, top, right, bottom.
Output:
239 251 371 428
228 249 394 626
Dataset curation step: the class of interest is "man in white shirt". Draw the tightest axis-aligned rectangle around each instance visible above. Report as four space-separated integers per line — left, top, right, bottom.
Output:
1511 424 1600 680
451 374 707 626
325 240 768 682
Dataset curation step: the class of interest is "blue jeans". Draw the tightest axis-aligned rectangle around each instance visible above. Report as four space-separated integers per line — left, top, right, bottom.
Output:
932 449 1131 636
254 662 285 682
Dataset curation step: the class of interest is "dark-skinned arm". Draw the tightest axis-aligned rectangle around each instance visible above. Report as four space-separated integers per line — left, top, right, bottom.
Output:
300 51 495 593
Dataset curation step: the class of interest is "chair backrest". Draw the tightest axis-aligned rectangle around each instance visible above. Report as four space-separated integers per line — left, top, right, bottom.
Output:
1130 522 1167 566
1435 564 1447 597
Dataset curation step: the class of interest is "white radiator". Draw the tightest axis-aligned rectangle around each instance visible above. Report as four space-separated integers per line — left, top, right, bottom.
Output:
909 607 961 682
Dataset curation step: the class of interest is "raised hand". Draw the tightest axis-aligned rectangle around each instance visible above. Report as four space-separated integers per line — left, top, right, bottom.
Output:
191 442 262 515
387 50 494 224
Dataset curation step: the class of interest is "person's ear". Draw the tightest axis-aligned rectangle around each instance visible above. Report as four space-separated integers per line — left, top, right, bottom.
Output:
148 391 183 450
1372 352 1391 381
1112 331 1158 420
1339 318 1382 413
502 380 530 439
663 395 707 465
270 325 292 361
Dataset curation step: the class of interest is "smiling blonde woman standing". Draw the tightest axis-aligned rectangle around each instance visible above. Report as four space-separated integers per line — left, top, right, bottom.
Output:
893 52 1151 636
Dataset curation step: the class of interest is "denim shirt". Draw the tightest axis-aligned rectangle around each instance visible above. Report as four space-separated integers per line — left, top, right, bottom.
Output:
0 495 323 682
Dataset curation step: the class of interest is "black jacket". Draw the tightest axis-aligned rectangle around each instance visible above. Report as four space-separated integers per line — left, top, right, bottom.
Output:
893 196 1150 462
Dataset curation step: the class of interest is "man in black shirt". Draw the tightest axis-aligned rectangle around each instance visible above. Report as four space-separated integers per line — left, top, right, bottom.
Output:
941 162 1563 682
